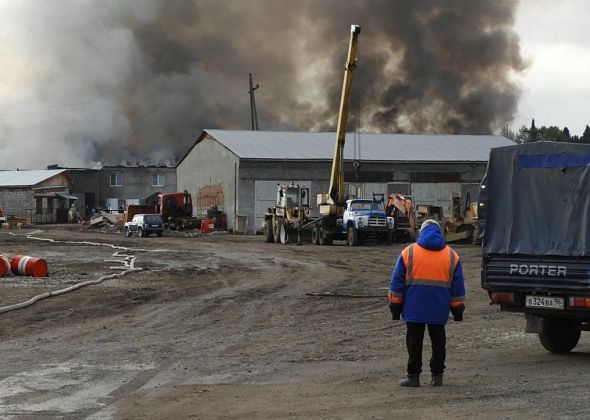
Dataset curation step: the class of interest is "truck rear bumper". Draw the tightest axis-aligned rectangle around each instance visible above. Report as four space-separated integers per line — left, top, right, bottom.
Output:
488 291 590 321
482 254 590 292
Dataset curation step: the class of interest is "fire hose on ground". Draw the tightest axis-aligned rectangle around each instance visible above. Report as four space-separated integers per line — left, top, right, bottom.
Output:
0 231 144 315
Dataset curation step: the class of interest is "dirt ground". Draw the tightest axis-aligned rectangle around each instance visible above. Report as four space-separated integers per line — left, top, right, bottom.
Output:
1 226 590 419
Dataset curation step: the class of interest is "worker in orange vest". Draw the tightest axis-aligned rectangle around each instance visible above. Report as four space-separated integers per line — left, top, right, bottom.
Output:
388 219 465 387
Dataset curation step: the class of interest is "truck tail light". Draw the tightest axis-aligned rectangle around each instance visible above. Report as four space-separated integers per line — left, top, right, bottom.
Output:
567 296 590 308
490 292 514 303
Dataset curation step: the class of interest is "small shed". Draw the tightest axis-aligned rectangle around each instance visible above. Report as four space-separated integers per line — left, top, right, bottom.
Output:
0 170 77 223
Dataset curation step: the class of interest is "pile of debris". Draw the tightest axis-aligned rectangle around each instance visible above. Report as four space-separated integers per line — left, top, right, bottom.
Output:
88 211 124 229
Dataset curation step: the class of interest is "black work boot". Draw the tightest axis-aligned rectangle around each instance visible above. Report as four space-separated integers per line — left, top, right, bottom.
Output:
431 374 443 386
400 374 420 387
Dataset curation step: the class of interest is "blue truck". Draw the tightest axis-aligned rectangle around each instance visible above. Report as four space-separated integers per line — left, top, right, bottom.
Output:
481 142 590 353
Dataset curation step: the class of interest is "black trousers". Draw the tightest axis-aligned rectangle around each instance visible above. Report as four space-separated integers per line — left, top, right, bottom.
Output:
406 322 446 375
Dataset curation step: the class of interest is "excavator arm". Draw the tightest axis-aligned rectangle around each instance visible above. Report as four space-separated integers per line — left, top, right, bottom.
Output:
386 193 417 236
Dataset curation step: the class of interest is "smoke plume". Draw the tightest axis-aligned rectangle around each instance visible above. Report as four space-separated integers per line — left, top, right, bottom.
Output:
0 0 525 169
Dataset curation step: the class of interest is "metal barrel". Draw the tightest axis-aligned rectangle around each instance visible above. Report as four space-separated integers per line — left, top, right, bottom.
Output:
0 255 10 277
200 218 215 234
10 255 48 277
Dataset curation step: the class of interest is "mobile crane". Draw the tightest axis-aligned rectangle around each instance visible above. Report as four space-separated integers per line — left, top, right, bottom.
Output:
311 25 394 245
262 25 394 245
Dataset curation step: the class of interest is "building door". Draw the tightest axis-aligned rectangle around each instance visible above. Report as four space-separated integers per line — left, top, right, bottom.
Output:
84 193 96 219
410 183 461 218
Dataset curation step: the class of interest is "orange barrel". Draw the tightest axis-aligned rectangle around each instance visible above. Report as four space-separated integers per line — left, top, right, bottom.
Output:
0 255 10 277
200 218 215 234
10 255 48 277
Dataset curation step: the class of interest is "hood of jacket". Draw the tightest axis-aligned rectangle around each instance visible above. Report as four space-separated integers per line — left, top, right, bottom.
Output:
416 224 446 250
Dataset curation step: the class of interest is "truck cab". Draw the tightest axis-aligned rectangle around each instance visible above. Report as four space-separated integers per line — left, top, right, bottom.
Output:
481 142 590 353
342 195 394 246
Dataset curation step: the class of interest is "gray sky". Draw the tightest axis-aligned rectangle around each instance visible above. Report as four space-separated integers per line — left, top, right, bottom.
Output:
1 1 589 170
514 0 590 134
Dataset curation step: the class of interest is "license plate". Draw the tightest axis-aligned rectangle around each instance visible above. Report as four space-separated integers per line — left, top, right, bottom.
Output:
152 225 160 227
525 295 564 310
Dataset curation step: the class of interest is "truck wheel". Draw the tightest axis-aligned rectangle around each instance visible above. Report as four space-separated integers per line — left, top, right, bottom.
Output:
125 228 132 237
347 226 358 246
138 228 145 238
384 230 394 245
318 227 331 246
280 223 290 244
263 220 274 243
539 319 581 353
311 227 320 245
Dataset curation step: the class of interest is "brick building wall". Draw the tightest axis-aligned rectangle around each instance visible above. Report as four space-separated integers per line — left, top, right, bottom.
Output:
0 188 33 217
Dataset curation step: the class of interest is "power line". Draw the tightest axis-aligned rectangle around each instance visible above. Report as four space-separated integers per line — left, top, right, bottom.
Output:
0 106 107 117
1 117 116 130
0 100 104 113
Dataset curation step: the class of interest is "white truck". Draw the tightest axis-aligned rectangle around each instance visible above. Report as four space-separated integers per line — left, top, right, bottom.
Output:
340 195 394 245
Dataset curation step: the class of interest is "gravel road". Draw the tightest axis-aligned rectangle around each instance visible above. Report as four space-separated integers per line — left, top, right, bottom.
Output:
1 226 589 419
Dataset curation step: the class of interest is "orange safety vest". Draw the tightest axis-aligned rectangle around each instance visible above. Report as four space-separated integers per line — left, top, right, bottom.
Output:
389 244 463 307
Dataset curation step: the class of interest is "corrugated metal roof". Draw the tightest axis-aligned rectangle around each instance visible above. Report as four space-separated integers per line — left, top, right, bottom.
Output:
0 169 66 187
203 129 514 162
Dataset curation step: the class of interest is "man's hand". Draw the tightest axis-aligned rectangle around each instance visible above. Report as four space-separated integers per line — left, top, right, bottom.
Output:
450 305 464 322
389 302 403 320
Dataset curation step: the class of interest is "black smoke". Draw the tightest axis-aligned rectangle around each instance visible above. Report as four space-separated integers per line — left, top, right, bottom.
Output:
0 0 525 168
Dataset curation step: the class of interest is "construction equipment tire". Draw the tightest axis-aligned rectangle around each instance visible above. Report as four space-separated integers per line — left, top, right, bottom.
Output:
280 224 290 244
263 220 274 243
274 219 284 243
472 227 481 245
163 196 178 212
319 227 331 246
311 227 320 245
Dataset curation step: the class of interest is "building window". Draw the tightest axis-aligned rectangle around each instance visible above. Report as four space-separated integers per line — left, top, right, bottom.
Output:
36 197 43 214
152 173 165 187
110 173 122 187
47 197 54 213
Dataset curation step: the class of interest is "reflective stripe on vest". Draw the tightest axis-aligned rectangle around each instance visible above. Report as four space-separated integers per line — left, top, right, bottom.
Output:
401 244 459 288
388 290 404 304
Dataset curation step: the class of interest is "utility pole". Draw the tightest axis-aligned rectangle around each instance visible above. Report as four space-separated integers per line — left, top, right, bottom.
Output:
248 72 260 130
525 118 539 143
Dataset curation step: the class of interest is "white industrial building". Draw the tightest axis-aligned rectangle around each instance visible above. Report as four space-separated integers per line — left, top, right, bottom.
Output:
177 129 514 233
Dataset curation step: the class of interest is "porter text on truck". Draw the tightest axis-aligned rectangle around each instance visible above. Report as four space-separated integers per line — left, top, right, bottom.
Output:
509 264 567 277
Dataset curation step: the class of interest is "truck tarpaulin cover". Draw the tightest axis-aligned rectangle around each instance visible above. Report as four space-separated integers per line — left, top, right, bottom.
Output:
482 141 590 256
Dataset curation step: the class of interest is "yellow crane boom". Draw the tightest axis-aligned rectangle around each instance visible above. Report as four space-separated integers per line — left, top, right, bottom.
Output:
321 24 361 216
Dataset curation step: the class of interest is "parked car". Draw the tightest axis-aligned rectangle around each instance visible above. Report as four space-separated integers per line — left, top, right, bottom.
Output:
124 214 164 237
